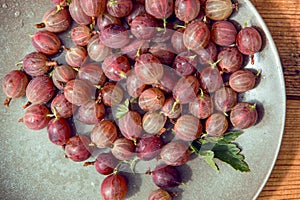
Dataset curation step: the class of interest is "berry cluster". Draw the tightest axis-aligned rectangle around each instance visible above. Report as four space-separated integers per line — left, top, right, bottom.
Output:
2 0 264 199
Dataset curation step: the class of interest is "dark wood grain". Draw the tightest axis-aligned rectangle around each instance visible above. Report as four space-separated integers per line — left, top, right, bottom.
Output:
250 0 300 97
259 100 300 199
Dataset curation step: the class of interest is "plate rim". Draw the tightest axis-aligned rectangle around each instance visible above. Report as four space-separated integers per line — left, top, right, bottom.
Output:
244 0 287 199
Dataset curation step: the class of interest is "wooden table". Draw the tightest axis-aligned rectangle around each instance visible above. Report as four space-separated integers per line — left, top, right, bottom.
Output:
251 0 300 199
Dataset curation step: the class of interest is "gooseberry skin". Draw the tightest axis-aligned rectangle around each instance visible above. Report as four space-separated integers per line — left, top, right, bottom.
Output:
236 27 262 56
173 75 200 104
2 70 28 107
153 66 181 94
65 46 87 68
102 54 131 81
71 25 92 46
198 66 223 93
121 39 149 61
161 97 182 119
134 53 164 85
22 105 50 130
183 21 210 51
52 0 68 6
87 34 112 62
35 7 71 33
78 63 107 86
194 41 218 67
69 0 92 25
91 120 118 148
76 101 105 125
148 189 172 200
171 28 188 54
80 0 106 17
97 12 122 31
64 135 92 162
130 14 158 40
151 165 182 189
142 111 167 134
111 138 135 161
175 0 200 23
160 141 190 166
217 47 243 73
214 87 237 113
100 174 127 200
126 70 146 98
200 0 207 5
205 113 228 137
63 79 93 106
229 69 256 93
47 118 72 146
23 52 57 77
149 43 176 66
32 30 61 55
51 94 77 118
100 24 130 49
100 82 124 107
230 102 258 129
145 0 174 20
106 0 133 18
139 88 165 112
94 153 119 175
172 51 197 76
211 20 237 47
205 0 235 21
136 134 163 161
52 65 77 90
174 114 202 141
26 76 56 105
118 111 142 141
152 21 173 43
189 93 213 119
125 3 146 26
126 70 147 98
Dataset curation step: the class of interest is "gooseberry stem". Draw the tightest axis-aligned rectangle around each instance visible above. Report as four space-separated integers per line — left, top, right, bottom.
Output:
129 156 139 174
171 99 179 113
189 54 197 61
35 23 46 29
199 88 204 99
174 24 186 29
163 17 167 34
83 161 95 167
62 45 70 52
250 54 255 65
22 101 32 109
256 69 262 77
208 59 222 69
119 71 127 79
113 161 123 174
46 61 58 67
250 103 257 111
3 97 12 107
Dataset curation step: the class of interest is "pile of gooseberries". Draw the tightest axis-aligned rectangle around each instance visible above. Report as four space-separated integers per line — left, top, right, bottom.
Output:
2 0 264 199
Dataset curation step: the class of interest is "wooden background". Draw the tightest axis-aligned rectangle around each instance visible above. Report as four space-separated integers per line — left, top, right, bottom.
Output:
251 0 300 199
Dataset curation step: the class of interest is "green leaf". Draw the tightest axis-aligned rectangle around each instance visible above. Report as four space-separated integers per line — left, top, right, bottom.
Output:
190 140 201 154
190 132 250 172
199 150 219 172
219 132 243 144
212 143 250 172
201 136 222 144
124 99 130 107
115 99 130 119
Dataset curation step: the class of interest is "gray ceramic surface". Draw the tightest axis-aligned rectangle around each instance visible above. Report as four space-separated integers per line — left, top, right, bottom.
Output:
0 0 286 200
